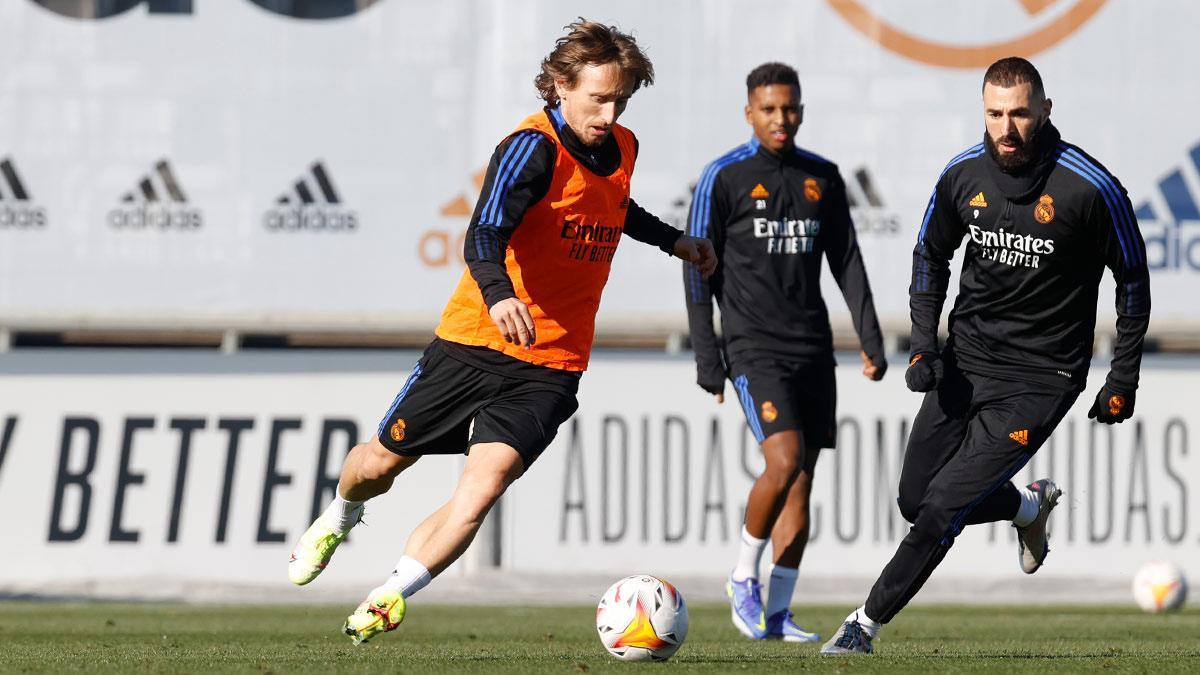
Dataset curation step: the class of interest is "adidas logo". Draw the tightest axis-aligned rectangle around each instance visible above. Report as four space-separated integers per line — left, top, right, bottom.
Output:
264 161 358 232
844 167 900 236
108 159 202 230
1134 139 1200 271
1009 429 1029 446
750 183 770 199
0 157 47 229
969 192 988 208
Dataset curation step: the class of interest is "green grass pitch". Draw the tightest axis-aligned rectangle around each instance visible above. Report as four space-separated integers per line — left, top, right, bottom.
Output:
1 602 1198 672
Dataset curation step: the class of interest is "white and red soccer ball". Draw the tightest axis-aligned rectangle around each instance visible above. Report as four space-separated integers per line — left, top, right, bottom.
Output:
596 575 688 661
1132 560 1188 613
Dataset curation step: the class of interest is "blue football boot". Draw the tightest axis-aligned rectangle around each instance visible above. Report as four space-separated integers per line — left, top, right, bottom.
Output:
765 610 821 642
726 576 767 639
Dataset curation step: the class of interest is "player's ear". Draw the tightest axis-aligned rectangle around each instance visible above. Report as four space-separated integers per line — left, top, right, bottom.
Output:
797 103 805 126
554 78 568 103
744 103 753 125
1043 97 1052 118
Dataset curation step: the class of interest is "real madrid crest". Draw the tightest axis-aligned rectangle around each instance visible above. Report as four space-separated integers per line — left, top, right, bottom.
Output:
803 177 821 202
390 419 407 442
1034 194 1055 224
761 401 778 423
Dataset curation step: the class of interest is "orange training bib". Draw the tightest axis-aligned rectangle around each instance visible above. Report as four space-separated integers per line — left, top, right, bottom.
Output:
435 110 637 371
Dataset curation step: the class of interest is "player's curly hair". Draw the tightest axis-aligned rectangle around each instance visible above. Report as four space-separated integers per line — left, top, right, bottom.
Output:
746 62 801 97
534 19 654 105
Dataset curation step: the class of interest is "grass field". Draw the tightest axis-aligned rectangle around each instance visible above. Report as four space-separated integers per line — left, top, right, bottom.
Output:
1 602 1198 673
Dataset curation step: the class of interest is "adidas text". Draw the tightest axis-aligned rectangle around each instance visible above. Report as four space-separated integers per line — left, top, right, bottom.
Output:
264 206 357 231
0 204 47 229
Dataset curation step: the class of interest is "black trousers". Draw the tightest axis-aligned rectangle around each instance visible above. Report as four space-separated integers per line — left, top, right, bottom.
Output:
864 364 1079 623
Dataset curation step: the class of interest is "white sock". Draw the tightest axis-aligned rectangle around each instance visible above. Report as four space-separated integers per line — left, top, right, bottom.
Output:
382 555 432 598
731 526 768 581
321 493 364 535
1012 486 1040 527
846 605 882 638
766 565 799 618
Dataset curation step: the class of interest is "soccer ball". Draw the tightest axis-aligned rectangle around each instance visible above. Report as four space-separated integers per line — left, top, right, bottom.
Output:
1132 560 1187 613
596 574 688 661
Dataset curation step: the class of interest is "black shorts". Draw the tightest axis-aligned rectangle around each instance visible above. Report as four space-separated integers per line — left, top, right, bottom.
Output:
728 358 837 449
376 340 580 468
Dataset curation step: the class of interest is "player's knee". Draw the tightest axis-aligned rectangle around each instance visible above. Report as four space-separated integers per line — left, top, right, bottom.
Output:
912 501 954 544
357 441 408 481
762 454 800 487
897 491 922 524
455 469 511 518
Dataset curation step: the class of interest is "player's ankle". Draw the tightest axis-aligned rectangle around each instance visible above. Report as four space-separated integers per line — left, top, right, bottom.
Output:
847 605 881 638
382 555 432 598
1012 485 1040 527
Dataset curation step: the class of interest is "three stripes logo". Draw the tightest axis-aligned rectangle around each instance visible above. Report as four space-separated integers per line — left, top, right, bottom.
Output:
1133 139 1200 271
108 159 202 230
844 167 901 237
0 157 47 229
264 161 357 232
1009 429 1029 447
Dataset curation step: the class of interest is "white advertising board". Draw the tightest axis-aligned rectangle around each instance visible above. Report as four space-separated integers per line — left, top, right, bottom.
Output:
506 357 1199 584
0 0 1197 333
2 353 1195 593
0 365 463 593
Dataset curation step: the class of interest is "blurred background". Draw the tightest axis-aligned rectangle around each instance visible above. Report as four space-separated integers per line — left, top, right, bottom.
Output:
1 0 1196 606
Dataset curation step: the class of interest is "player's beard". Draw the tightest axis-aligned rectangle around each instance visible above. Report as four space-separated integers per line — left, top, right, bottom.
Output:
985 117 1044 174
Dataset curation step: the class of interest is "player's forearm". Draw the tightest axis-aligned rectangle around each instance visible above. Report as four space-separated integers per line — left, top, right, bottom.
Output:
908 247 950 355
836 253 886 362
1107 279 1151 391
683 266 725 392
625 198 683 254
687 309 725 392
466 258 516 308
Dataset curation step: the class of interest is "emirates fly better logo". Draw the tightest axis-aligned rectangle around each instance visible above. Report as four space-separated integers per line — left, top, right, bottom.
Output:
108 159 202 230
264 161 357 232
0 157 46 229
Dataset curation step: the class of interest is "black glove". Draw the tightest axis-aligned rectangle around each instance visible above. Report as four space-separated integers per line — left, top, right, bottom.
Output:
698 379 725 397
904 352 943 393
697 365 726 397
1088 383 1135 424
872 354 889 380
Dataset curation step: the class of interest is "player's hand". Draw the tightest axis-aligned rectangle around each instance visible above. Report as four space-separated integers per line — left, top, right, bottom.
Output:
1087 383 1135 424
489 297 536 348
698 378 725 402
861 350 886 381
904 352 942 392
674 236 717 279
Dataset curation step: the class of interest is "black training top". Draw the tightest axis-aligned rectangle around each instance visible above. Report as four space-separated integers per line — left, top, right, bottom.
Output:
911 122 1151 392
683 138 886 394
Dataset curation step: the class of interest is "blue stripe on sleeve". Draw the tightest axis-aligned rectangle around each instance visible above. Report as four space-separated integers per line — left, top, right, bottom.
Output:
686 140 758 301
1055 145 1142 267
479 132 542 227
912 144 983 292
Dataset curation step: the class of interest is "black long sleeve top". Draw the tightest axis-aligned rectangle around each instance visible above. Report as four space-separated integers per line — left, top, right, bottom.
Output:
683 139 886 393
911 123 1151 392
